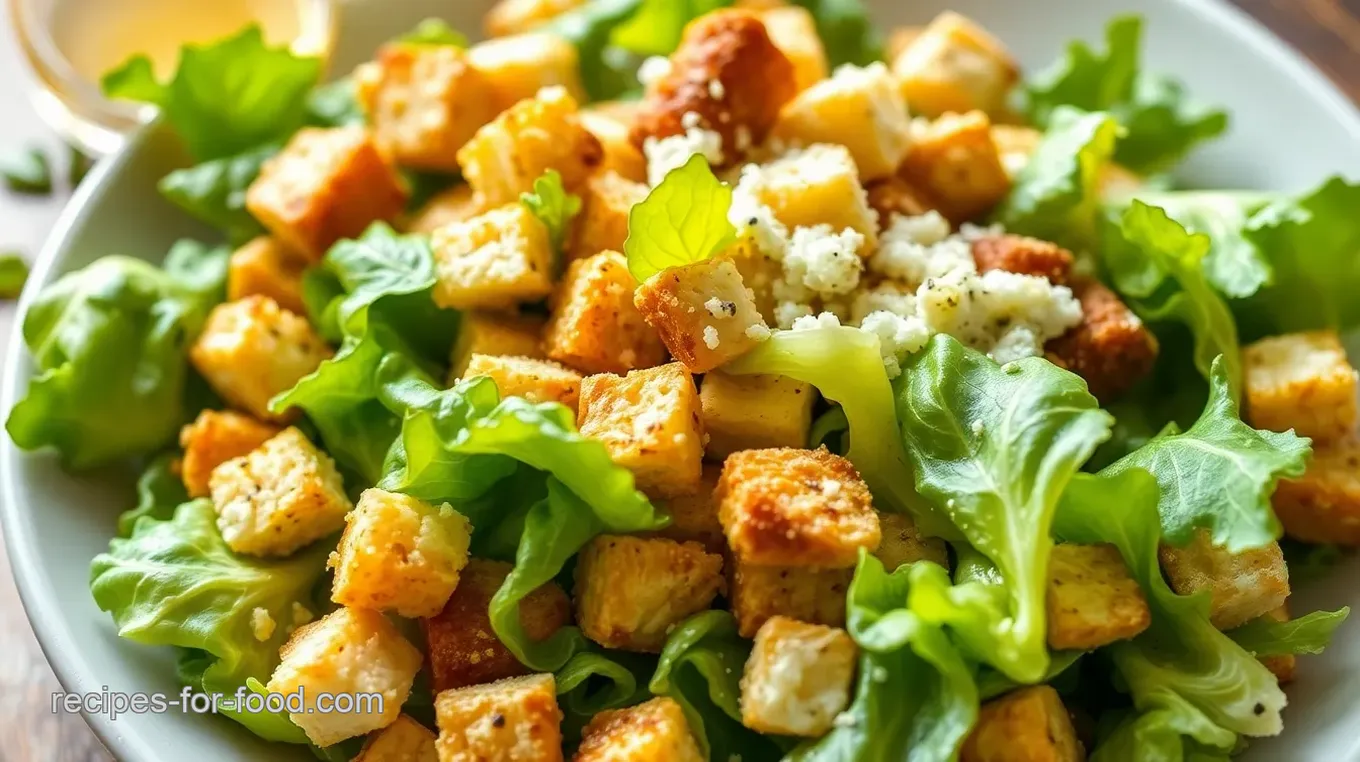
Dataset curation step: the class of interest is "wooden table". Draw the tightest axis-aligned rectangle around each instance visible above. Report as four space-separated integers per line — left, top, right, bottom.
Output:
0 1 1357 759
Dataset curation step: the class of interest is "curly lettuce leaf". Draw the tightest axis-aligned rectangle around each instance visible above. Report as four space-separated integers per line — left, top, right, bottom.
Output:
397 18 469 47
788 0 881 67
556 649 654 744
1226 609 1350 657
306 78 365 128
545 0 648 102
521 170 583 257
117 454 189 537
611 0 729 57
158 144 274 245
1125 190 1273 300
892 334 1111 681
625 154 736 282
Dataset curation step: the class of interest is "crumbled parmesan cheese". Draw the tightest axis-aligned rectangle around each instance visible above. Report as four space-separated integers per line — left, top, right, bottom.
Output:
775 301 814 330
708 78 726 99
851 281 917 323
791 311 842 331
638 56 673 88
860 310 930 376
783 225 865 297
251 607 277 642
729 170 791 258
870 213 972 283
291 601 314 626
643 115 725 185
745 323 771 341
705 296 735 318
703 325 721 349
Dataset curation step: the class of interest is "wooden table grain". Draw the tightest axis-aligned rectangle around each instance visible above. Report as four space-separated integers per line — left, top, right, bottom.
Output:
0 1 1356 760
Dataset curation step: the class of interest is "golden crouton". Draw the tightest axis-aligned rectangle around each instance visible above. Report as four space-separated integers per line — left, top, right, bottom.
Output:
226 236 307 315
178 410 280 498
1046 543 1151 651
190 296 333 422
972 233 1073 285
457 86 603 208
434 673 564 762
1244 330 1358 443
1045 278 1159 402
423 558 572 693
246 127 406 260
885 26 925 61
355 45 499 172
574 535 725 652
579 111 649 184
331 489 472 618
569 171 647 262
431 204 555 310
740 616 856 737
699 372 816 459
960 686 1085 762
739 144 878 249
544 251 667 376
760 6 828 93
873 511 949 571
1159 530 1291 631
405 184 485 236
268 607 422 747
1272 437 1360 545
718 447 880 568
464 354 583 412
654 464 726 552
891 11 1020 119
450 310 546 379
726 239 782 324
866 176 936 225
729 557 851 637
899 111 1011 224
484 0 583 37
634 258 771 374
771 62 912 181
467 33 586 113
355 715 437 762
1257 605 1296 684
576 697 703 762
631 10 797 166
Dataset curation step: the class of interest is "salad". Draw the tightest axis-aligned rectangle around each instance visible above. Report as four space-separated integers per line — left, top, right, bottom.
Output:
7 1 1360 760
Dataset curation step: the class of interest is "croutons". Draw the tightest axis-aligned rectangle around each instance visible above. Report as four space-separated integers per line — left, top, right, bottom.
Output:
873 511 949 571
699 372 816 459
718 447 880 568
406 184 485 236
467 33 586 113
960 686 1085 762
576 697 703 762
544 251 667 376
771 62 912 181
891 11 1020 119
570 171 648 262
899 111 1011 224
423 558 572 693
178 410 281 498
355 715 438 762
1244 330 1358 443
1159 530 1291 631
885 26 925 61
634 258 771 373
1272 437 1360 545
226 236 307 315
729 557 851 637
574 535 725 652
866 176 935 225
726 239 782 324
355 45 500 173
760 6 828 93
434 673 564 762
267 607 422 747
246 127 406 260
654 463 726 553
1045 277 1159 402
1046 543 1151 651
1257 605 1296 684
972 233 1073 285
464 354 583 411
631 10 797 166
577 363 705 498
457 86 602 208
431 204 555 310
740 616 856 737
484 0 583 37
190 296 333 422
331 489 472 618
738 144 878 249
580 110 649 184
209 427 351 557
450 311 546 379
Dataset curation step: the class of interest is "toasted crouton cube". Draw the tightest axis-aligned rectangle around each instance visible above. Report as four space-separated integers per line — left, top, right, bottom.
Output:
739 144 878 249
569 171 647 261
960 686 1084 762
190 296 333 422
580 111 648 184
468 33 586 113
406 184 485 236
484 0 583 37
577 363 705 497
1046 543 1151 650
761 7 828 93
1159 530 1291 631
246 127 406 260
891 11 1019 119
772 62 911 181
178 410 281 498
450 311 546 379
577 697 703 762
355 45 500 173
886 26 925 61
654 464 726 552
740 616 856 736
726 240 782 324
545 251 667 375
1045 278 1159 402
435 674 563 762
356 715 437 762
873 511 949 571
634 258 771 373
866 176 936 224
431 204 555 310
423 558 571 693
972 234 1073 285
209 427 350 556
574 535 725 652
730 557 851 637
267 607 422 747
699 372 816 458
331 489 471 618
1244 331 1358 443
1272 437 1360 545
227 237 307 315
1256 605 1296 684
899 111 1011 224
458 86 603 208
718 447 879 567
464 354 583 411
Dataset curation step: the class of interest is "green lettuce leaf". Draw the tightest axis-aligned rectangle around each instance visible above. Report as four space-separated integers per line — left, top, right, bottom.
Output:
556 649 654 744
521 170 583 258
625 154 736 282
158 144 274 245
101 26 321 161
0 252 30 298
1125 190 1273 300
117 454 189 537
305 78 365 128
611 0 729 57
1226 609 1350 657
397 18 469 47
545 0 648 102
789 0 881 67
